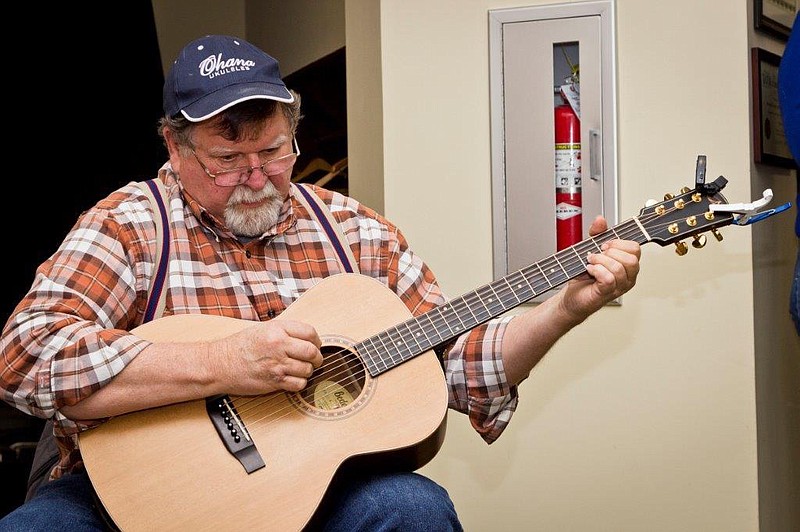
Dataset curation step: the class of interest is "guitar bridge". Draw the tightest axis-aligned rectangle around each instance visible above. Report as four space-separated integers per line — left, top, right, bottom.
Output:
205 395 265 474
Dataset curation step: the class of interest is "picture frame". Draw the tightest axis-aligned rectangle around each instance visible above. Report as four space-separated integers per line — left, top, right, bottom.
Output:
754 0 797 41
751 47 797 169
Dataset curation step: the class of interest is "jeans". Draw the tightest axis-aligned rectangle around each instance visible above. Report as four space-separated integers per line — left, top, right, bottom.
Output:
0 469 463 532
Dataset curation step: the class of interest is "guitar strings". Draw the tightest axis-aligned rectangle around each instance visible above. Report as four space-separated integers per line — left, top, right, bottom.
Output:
233 199 714 428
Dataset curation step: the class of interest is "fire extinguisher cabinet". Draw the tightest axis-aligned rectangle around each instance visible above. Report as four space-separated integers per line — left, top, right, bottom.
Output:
489 0 618 303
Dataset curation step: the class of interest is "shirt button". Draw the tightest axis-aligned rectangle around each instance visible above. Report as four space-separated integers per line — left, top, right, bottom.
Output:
245 250 252 258
267 310 276 318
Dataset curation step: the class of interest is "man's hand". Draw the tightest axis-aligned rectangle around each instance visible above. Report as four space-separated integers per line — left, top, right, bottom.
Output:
217 320 323 394
557 215 641 322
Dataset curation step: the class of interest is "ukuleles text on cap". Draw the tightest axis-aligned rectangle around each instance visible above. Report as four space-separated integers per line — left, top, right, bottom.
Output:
163 34 295 122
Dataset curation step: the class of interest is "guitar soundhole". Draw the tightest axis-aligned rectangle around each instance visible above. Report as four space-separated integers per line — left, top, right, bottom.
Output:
296 344 367 414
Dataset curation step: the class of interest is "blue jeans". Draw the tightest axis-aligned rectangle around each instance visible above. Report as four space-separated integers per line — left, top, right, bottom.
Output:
0 469 463 531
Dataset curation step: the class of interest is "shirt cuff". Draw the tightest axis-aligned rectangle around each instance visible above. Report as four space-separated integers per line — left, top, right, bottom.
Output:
443 315 519 443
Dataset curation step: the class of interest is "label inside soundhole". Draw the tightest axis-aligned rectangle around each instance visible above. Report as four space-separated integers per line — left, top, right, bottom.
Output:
313 380 354 410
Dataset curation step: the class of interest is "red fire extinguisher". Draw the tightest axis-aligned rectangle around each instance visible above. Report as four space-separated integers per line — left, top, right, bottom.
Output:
554 101 582 251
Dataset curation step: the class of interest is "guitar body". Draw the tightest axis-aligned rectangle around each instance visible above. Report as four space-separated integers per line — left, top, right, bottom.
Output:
79 274 449 531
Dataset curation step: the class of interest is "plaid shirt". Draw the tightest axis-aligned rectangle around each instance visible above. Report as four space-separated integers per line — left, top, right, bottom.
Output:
0 166 518 479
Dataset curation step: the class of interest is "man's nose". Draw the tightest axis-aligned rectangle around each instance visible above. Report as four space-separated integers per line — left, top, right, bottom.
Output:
241 164 269 189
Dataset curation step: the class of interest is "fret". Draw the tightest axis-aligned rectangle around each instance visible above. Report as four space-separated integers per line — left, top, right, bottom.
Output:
401 320 425 354
520 267 548 298
422 310 446 346
534 262 553 292
506 270 535 302
430 304 458 337
572 237 597 258
384 326 412 363
372 332 393 371
357 338 383 376
538 256 569 287
624 219 648 243
479 283 508 316
569 246 589 273
552 253 569 277
453 294 481 329
501 277 522 307
535 262 554 289
518 268 538 296
443 300 470 335
463 290 493 324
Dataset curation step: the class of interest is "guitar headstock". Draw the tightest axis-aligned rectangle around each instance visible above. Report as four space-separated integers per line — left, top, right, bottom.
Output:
636 179 734 255
633 156 789 255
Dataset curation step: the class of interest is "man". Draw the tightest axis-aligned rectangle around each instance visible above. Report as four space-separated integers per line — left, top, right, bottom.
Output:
778 12 799 335
0 35 640 530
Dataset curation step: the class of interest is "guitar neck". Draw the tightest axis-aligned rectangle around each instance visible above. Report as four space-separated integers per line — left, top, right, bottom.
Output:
358 218 649 376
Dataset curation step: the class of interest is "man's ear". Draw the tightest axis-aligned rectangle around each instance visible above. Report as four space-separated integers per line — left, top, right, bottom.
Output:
162 128 184 174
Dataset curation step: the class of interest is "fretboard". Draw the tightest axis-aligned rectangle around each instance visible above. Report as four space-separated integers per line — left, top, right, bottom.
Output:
357 218 648 377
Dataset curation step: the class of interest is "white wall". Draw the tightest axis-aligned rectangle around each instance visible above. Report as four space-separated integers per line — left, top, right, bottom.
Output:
367 0 795 530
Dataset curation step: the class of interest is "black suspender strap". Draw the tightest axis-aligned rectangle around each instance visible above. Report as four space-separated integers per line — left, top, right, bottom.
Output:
293 183 360 274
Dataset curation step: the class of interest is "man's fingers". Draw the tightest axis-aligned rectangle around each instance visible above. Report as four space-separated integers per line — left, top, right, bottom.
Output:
277 319 322 347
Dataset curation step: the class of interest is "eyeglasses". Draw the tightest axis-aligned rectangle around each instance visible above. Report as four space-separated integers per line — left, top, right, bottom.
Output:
192 137 300 187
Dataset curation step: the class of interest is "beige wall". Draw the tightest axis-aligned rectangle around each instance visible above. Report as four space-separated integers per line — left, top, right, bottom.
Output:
370 0 798 530
152 0 247 74
151 1 799 529
245 0 345 75
152 0 345 76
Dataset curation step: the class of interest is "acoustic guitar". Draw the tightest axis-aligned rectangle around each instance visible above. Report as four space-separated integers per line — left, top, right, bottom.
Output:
79 175 751 531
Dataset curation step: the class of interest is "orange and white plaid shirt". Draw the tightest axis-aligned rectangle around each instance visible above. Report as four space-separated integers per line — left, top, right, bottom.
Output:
0 166 517 479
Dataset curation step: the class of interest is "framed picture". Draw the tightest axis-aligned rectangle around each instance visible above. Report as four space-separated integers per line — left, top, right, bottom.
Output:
754 0 798 41
751 48 797 169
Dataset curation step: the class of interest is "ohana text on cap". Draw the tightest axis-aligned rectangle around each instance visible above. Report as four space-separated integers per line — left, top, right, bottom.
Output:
163 35 294 122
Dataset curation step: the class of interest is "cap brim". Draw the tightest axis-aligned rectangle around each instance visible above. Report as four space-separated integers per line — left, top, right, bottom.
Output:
180 82 294 122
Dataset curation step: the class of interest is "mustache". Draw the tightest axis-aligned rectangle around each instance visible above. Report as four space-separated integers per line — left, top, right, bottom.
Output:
227 182 278 205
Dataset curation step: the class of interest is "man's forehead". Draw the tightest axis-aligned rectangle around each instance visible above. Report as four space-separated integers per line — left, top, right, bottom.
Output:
194 116 292 147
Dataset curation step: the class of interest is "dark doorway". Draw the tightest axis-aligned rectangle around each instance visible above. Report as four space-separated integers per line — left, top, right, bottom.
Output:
286 47 348 195
1 3 166 518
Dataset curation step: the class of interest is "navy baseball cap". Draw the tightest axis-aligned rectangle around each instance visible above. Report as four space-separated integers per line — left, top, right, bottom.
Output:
163 35 294 122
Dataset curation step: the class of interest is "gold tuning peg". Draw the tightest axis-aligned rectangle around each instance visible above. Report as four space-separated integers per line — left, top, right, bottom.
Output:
711 229 723 242
674 241 688 256
692 234 707 248
680 186 691 194
664 193 675 200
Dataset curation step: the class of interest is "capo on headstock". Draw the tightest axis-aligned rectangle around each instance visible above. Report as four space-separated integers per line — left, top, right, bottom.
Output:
710 188 792 225
694 154 791 226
